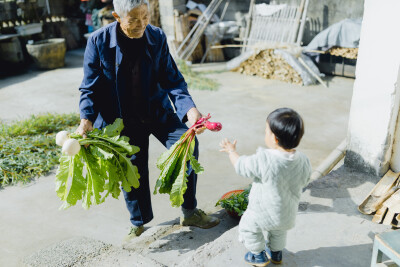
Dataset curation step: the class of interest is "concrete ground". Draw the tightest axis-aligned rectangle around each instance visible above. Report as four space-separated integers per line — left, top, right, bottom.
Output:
0 49 391 267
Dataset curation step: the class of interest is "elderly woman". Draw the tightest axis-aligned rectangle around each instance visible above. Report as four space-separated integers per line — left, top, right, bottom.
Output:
76 0 219 242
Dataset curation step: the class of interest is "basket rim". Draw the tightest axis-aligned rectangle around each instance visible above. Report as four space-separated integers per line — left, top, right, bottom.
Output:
220 189 245 200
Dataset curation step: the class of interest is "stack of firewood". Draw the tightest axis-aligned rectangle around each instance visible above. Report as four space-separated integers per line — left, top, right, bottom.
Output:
327 47 358 59
232 49 303 85
359 170 400 228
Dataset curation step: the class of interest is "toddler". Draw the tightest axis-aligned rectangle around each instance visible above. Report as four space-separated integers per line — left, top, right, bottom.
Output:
220 108 312 266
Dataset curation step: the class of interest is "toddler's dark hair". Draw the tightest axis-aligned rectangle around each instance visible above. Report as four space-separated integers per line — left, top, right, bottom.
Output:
267 108 304 149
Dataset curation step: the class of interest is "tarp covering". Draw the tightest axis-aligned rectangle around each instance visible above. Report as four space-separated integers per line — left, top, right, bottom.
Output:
305 18 362 51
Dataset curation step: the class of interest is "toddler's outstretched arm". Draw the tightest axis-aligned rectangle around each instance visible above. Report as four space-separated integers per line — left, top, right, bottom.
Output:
219 138 240 167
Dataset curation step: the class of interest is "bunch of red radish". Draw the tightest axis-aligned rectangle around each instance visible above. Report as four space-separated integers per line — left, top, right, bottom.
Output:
192 113 222 132
154 113 222 207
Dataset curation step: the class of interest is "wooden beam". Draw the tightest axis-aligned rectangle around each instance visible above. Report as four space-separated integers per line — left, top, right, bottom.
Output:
358 170 400 215
298 57 328 88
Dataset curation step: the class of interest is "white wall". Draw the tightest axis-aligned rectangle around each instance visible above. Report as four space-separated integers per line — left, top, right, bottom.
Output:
390 71 400 172
345 0 400 176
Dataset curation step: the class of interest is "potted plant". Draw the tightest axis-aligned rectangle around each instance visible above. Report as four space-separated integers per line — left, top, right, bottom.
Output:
216 186 251 219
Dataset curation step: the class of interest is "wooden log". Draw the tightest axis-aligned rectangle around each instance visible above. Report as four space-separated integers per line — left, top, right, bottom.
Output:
358 170 400 215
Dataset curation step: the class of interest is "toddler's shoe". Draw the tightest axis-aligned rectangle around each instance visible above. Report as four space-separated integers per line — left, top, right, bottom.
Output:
244 251 270 266
265 247 282 264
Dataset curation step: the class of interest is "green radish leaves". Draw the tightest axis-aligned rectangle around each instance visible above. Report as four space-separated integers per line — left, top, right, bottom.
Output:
154 130 203 207
154 114 221 208
55 119 140 210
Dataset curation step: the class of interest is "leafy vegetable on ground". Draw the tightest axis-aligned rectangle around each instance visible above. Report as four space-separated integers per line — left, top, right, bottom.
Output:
0 113 80 186
177 60 220 91
154 114 222 207
216 186 251 217
55 118 141 210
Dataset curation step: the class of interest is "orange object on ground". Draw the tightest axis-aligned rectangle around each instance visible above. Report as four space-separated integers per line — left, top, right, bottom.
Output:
220 189 245 219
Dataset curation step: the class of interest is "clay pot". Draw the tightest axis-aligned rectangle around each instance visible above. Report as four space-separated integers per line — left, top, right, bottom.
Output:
26 38 66 69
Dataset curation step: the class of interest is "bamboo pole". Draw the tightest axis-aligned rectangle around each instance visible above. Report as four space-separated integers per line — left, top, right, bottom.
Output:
176 0 220 57
242 0 255 53
310 139 347 181
298 57 328 88
180 0 224 60
291 0 305 44
200 0 231 64
296 0 309 46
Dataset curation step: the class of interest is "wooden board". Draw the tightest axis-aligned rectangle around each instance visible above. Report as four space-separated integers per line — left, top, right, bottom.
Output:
383 204 400 226
383 190 400 208
382 191 400 225
358 170 400 215
392 214 400 228
373 206 388 224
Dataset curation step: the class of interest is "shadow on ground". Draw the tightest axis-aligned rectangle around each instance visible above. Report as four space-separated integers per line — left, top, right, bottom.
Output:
303 165 378 218
0 48 84 90
284 243 373 267
148 210 239 254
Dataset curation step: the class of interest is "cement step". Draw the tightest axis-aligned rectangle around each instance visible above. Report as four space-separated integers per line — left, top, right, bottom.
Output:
23 209 240 267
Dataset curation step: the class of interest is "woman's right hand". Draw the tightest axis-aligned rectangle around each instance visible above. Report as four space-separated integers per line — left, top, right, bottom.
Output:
75 119 93 138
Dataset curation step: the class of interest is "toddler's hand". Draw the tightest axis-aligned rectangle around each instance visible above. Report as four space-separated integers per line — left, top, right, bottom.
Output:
219 138 237 153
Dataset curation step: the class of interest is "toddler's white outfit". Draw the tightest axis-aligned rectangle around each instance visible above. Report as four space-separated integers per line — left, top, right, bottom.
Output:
235 148 312 253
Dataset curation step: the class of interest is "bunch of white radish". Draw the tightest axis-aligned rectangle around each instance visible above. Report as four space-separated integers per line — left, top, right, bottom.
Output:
53 119 141 210
56 130 81 156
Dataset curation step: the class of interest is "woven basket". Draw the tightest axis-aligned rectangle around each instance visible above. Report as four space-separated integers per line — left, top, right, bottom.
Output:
219 189 245 219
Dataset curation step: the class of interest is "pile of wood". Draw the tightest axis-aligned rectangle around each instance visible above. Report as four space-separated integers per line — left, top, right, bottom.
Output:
327 47 358 59
359 170 400 228
232 49 303 85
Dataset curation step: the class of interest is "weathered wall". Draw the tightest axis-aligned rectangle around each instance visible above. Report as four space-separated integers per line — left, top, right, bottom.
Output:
390 96 400 172
345 0 400 176
166 0 364 45
159 0 364 45
274 0 364 45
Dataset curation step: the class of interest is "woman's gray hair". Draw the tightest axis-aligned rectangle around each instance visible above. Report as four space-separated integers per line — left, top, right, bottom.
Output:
113 0 149 17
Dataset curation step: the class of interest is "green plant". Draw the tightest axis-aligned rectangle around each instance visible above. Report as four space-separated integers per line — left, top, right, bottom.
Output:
0 113 80 186
154 114 221 207
216 186 251 217
55 118 140 209
177 60 220 91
